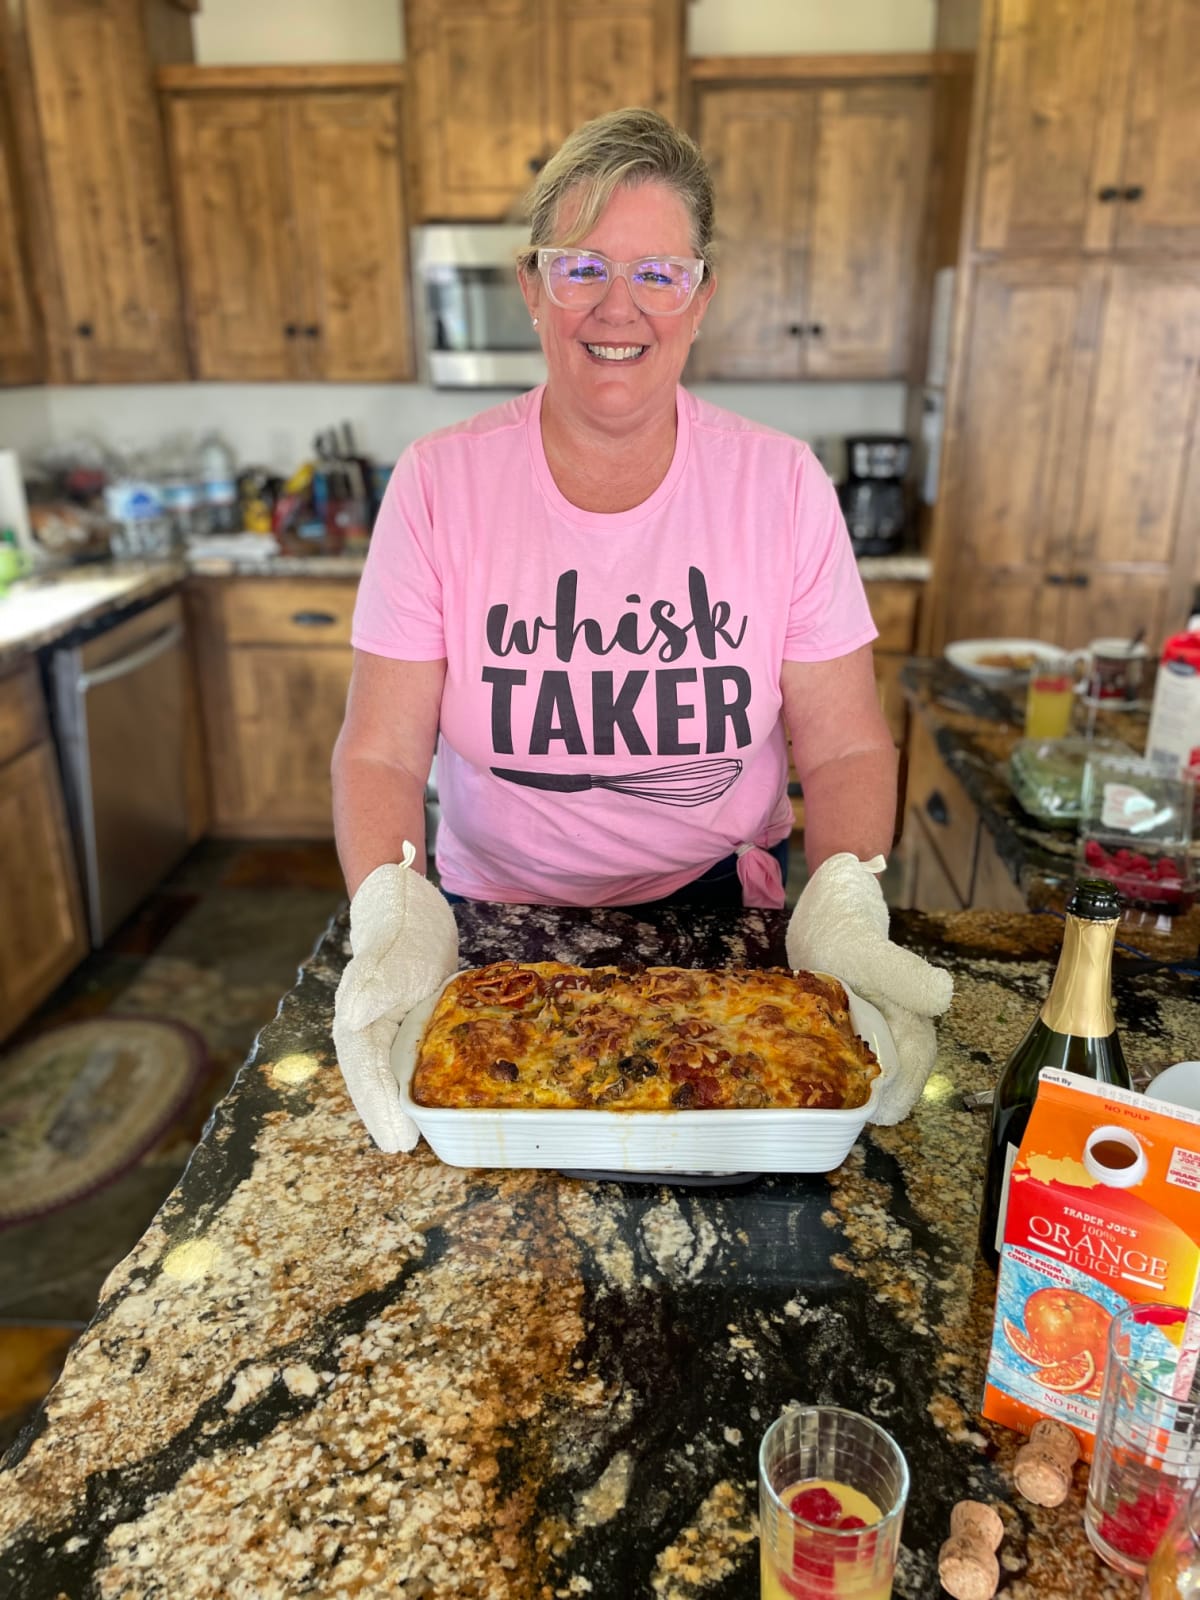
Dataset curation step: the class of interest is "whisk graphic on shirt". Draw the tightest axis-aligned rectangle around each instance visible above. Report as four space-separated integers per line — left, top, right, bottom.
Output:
490 758 743 808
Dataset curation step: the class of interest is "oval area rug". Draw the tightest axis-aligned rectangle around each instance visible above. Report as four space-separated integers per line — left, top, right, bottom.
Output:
0 1016 206 1229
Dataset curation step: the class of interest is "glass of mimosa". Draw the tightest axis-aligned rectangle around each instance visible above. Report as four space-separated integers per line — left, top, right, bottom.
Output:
758 1406 910 1600
1025 650 1085 739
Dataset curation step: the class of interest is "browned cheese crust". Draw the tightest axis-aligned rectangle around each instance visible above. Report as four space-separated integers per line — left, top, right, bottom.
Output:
410 962 881 1111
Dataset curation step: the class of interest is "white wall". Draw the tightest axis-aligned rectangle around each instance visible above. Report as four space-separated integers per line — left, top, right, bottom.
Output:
191 0 934 67
0 381 907 475
688 0 935 54
194 0 402 65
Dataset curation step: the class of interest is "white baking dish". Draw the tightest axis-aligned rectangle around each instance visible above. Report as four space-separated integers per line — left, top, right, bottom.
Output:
389 971 895 1175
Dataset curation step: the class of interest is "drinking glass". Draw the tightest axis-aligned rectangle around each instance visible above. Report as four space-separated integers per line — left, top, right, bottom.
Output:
1025 650 1084 739
758 1405 909 1599
1143 1479 1200 1598
1085 1303 1200 1580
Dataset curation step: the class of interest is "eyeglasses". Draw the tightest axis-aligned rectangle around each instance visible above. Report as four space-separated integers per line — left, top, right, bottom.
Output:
536 248 705 315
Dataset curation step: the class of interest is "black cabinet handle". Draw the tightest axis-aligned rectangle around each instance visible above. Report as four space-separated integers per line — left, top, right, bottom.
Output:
926 790 950 827
1045 572 1067 586
808 322 824 337
528 156 545 175
284 323 298 338
304 324 319 338
1068 573 1090 588
75 322 93 337
787 323 805 337
290 610 338 627
1123 184 1144 202
1097 186 1120 202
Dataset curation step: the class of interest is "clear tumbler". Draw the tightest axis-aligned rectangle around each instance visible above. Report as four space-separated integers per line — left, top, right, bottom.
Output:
758 1405 910 1600
1086 1303 1200 1580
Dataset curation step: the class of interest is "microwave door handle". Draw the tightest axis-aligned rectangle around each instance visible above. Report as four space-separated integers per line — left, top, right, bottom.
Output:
74 622 184 694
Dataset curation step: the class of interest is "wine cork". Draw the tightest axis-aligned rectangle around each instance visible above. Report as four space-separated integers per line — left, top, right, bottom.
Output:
1029 1418 1081 1473
938 1534 1000 1600
950 1499 1005 1552
1013 1444 1072 1508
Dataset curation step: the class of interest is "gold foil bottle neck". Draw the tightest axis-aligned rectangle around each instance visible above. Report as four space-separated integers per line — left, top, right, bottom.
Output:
1041 914 1118 1037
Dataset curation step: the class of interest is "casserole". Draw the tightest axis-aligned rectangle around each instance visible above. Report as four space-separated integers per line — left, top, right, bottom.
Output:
389 969 896 1175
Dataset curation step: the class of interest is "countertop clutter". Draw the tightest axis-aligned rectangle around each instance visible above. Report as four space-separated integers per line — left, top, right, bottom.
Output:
2 901 1197 1598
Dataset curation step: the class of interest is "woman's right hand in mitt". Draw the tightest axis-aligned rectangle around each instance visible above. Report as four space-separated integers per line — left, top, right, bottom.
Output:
332 845 458 1152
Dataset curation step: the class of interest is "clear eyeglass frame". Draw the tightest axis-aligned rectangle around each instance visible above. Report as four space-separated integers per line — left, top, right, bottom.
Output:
535 247 705 315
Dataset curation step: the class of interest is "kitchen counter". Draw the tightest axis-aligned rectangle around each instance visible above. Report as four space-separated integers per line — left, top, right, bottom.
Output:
0 562 187 668
4 902 1197 1599
899 658 1200 940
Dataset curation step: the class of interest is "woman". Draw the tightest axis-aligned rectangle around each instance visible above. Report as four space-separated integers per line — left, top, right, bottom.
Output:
332 109 951 1152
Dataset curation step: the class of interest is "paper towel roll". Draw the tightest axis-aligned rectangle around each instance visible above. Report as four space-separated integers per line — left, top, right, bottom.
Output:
0 450 33 557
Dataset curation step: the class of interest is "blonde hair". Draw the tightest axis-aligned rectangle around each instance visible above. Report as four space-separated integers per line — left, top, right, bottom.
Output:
518 107 715 272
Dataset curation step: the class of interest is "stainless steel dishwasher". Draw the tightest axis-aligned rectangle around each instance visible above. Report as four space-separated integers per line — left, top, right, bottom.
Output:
50 594 191 946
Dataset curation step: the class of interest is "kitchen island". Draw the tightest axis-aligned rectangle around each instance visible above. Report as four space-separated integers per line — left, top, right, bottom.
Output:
4 901 1196 1599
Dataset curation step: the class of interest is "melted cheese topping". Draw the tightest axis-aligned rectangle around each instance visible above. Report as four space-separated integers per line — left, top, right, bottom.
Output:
411 962 880 1112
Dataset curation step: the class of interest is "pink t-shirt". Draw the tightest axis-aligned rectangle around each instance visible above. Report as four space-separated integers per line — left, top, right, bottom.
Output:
352 386 876 905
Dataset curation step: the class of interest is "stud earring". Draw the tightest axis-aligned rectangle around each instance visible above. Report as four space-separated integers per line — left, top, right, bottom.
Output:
532 317 539 328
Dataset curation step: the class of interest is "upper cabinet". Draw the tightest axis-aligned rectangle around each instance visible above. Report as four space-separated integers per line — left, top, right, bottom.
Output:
0 69 41 387
932 257 1200 651
404 0 685 220
693 73 931 381
2 0 189 383
976 0 1200 255
161 68 413 383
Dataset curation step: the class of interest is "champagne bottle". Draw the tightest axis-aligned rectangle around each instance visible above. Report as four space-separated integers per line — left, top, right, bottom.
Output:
978 879 1130 1270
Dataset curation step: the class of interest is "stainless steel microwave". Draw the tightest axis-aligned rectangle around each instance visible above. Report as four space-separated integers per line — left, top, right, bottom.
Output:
412 224 546 389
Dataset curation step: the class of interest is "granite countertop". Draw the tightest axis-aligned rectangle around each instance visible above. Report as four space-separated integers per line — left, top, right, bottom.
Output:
900 658 1200 942
0 562 187 668
4 901 1197 1599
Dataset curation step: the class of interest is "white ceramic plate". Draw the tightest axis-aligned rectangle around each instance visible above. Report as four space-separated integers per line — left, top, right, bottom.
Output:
389 971 896 1175
944 637 1052 682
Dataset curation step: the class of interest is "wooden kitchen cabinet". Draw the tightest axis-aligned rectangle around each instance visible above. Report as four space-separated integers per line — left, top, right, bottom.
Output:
693 76 931 380
162 69 412 382
931 257 1200 652
0 664 87 1041
976 0 1200 256
404 0 685 221
1 0 189 383
899 709 1027 912
863 579 923 747
0 61 41 386
188 578 357 838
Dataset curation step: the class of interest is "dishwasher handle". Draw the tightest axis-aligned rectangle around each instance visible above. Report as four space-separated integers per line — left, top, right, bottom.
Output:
75 621 184 692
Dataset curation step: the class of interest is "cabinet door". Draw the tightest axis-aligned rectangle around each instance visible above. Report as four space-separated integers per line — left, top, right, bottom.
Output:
0 742 87 1039
1113 0 1200 254
24 0 186 381
288 91 413 382
937 260 1104 645
552 0 684 131
226 647 353 835
0 172 38 388
805 84 930 378
1063 264 1200 649
166 94 302 381
692 87 814 381
405 0 554 221
976 0 1129 254
0 85 40 386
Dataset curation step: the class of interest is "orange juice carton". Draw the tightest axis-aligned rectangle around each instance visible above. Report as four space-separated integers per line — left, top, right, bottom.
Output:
982 1068 1200 1458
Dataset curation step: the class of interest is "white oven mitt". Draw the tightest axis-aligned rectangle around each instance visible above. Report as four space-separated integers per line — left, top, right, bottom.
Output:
332 843 459 1152
786 853 953 1126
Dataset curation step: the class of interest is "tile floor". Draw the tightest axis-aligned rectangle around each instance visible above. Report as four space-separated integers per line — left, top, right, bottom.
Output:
0 832 903 1457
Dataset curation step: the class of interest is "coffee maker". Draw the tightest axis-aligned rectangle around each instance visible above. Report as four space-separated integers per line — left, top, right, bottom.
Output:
837 435 911 556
